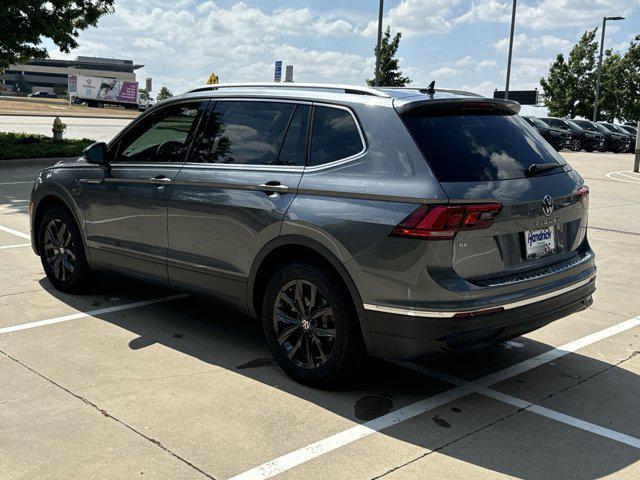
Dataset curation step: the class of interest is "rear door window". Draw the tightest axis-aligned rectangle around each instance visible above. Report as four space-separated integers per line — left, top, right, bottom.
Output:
190 101 302 166
309 106 364 166
402 113 564 182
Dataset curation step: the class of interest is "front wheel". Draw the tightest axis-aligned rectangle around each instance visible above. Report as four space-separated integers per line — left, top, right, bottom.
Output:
38 206 91 292
570 139 582 151
262 262 364 388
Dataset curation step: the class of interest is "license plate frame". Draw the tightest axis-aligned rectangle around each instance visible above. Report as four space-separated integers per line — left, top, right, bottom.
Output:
524 227 556 260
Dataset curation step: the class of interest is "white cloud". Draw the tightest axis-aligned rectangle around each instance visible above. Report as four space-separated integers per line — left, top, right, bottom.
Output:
493 33 572 53
361 0 459 37
477 59 498 69
457 0 639 30
430 66 460 77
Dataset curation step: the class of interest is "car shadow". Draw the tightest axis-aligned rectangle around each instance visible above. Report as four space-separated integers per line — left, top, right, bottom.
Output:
37 272 640 479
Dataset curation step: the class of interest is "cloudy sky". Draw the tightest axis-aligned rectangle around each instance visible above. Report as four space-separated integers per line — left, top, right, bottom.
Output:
45 0 639 105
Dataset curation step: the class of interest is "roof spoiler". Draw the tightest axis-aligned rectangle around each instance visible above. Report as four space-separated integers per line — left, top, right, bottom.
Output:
396 97 521 116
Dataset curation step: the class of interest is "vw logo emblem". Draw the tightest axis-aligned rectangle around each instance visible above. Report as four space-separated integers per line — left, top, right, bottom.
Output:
542 195 554 217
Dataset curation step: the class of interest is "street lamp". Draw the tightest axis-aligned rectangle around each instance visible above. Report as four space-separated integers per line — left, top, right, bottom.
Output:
593 15 625 121
504 0 517 100
374 0 384 87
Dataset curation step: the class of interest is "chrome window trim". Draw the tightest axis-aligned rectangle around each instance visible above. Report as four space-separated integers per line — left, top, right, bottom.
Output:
363 275 595 319
305 102 367 172
177 99 368 173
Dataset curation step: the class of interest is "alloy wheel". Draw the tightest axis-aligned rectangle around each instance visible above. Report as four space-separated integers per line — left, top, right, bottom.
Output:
570 139 581 151
43 218 76 282
273 279 336 369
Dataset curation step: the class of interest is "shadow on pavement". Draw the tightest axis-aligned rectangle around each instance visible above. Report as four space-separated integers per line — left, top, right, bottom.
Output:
39 272 640 480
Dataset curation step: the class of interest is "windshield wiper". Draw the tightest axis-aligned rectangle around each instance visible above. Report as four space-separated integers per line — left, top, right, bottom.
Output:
525 163 563 177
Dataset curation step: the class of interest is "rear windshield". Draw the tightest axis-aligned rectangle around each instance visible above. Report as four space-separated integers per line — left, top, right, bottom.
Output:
402 113 564 182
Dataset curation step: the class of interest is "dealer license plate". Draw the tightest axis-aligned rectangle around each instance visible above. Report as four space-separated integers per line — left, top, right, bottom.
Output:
524 227 556 259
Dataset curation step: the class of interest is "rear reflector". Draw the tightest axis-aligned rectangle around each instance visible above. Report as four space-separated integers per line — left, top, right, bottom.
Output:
391 203 502 240
578 185 589 210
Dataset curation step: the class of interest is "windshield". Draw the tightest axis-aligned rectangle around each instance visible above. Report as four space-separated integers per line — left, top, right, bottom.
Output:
402 113 564 182
593 123 610 133
527 117 548 128
611 124 631 134
565 120 584 131
600 123 620 133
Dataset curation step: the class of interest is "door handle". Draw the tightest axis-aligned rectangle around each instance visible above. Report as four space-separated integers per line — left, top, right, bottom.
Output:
149 176 173 186
257 181 289 194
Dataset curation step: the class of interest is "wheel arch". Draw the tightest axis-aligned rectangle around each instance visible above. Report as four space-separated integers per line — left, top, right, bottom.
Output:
32 190 85 257
247 235 374 353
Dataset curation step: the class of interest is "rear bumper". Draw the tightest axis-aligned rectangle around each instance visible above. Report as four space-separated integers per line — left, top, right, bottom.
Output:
364 275 595 359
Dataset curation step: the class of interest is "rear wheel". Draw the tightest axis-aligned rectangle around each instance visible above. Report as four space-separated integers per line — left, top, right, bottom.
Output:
38 206 91 292
262 262 364 388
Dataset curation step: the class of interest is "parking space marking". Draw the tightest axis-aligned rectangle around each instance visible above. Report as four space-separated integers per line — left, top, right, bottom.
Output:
230 314 640 480
0 224 30 240
0 243 30 250
400 363 640 449
0 294 189 335
0 181 33 186
605 170 640 184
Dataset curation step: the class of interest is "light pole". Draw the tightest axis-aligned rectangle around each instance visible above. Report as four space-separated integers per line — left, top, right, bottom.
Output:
374 0 384 87
504 0 517 100
593 15 625 121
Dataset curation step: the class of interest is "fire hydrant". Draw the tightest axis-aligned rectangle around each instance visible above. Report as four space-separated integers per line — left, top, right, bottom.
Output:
52 117 66 141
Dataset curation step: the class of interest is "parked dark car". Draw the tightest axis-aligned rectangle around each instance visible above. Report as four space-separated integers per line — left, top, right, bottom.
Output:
572 119 630 153
28 91 56 98
619 125 637 150
538 117 604 152
599 123 635 153
523 116 572 150
29 83 595 387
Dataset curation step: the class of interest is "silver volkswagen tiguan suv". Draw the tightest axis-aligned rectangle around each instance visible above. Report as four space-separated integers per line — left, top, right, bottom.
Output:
29 83 595 387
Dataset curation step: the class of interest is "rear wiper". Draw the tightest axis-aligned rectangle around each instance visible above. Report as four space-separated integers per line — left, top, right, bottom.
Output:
525 163 563 177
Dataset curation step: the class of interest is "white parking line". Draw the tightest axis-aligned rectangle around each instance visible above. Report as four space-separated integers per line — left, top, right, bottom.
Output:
0 181 33 186
400 363 640 449
0 243 30 250
0 294 189 335
0 224 30 240
605 171 640 184
230 314 640 480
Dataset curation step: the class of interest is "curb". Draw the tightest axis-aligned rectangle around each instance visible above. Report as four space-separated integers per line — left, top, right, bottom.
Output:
0 112 136 120
0 157 77 168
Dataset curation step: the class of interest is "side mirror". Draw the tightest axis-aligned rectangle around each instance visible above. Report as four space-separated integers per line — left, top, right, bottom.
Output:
83 142 108 166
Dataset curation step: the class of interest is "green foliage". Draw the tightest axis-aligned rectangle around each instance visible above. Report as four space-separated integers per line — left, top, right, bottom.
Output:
541 30 640 122
53 84 68 96
540 29 597 119
0 132 95 160
367 26 411 87
0 1 115 68
156 86 174 102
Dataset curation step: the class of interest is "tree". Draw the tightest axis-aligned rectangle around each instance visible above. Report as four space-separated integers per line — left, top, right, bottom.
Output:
599 50 626 122
0 1 114 69
53 84 68 97
367 26 410 87
540 29 598 119
156 87 173 102
619 35 640 122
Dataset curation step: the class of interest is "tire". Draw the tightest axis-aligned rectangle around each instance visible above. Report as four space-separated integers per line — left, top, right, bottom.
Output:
570 139 582 152
38 206 91 293
584 147 594 153
262 261 365 388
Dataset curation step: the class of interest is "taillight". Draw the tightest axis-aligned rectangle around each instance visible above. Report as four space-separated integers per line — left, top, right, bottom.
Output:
578 185 589 210
391 203 502 240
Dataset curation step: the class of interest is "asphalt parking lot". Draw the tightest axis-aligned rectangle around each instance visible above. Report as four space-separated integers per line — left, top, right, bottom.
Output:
1 152 639 480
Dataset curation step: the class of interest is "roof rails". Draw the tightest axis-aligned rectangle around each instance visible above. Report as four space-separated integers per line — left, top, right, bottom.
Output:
188 82 390 98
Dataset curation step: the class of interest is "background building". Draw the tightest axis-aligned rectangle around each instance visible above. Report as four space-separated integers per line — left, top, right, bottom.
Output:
0 56 143 96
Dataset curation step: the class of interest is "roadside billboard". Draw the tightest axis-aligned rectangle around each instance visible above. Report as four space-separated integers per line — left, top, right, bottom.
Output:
75 75 138 104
